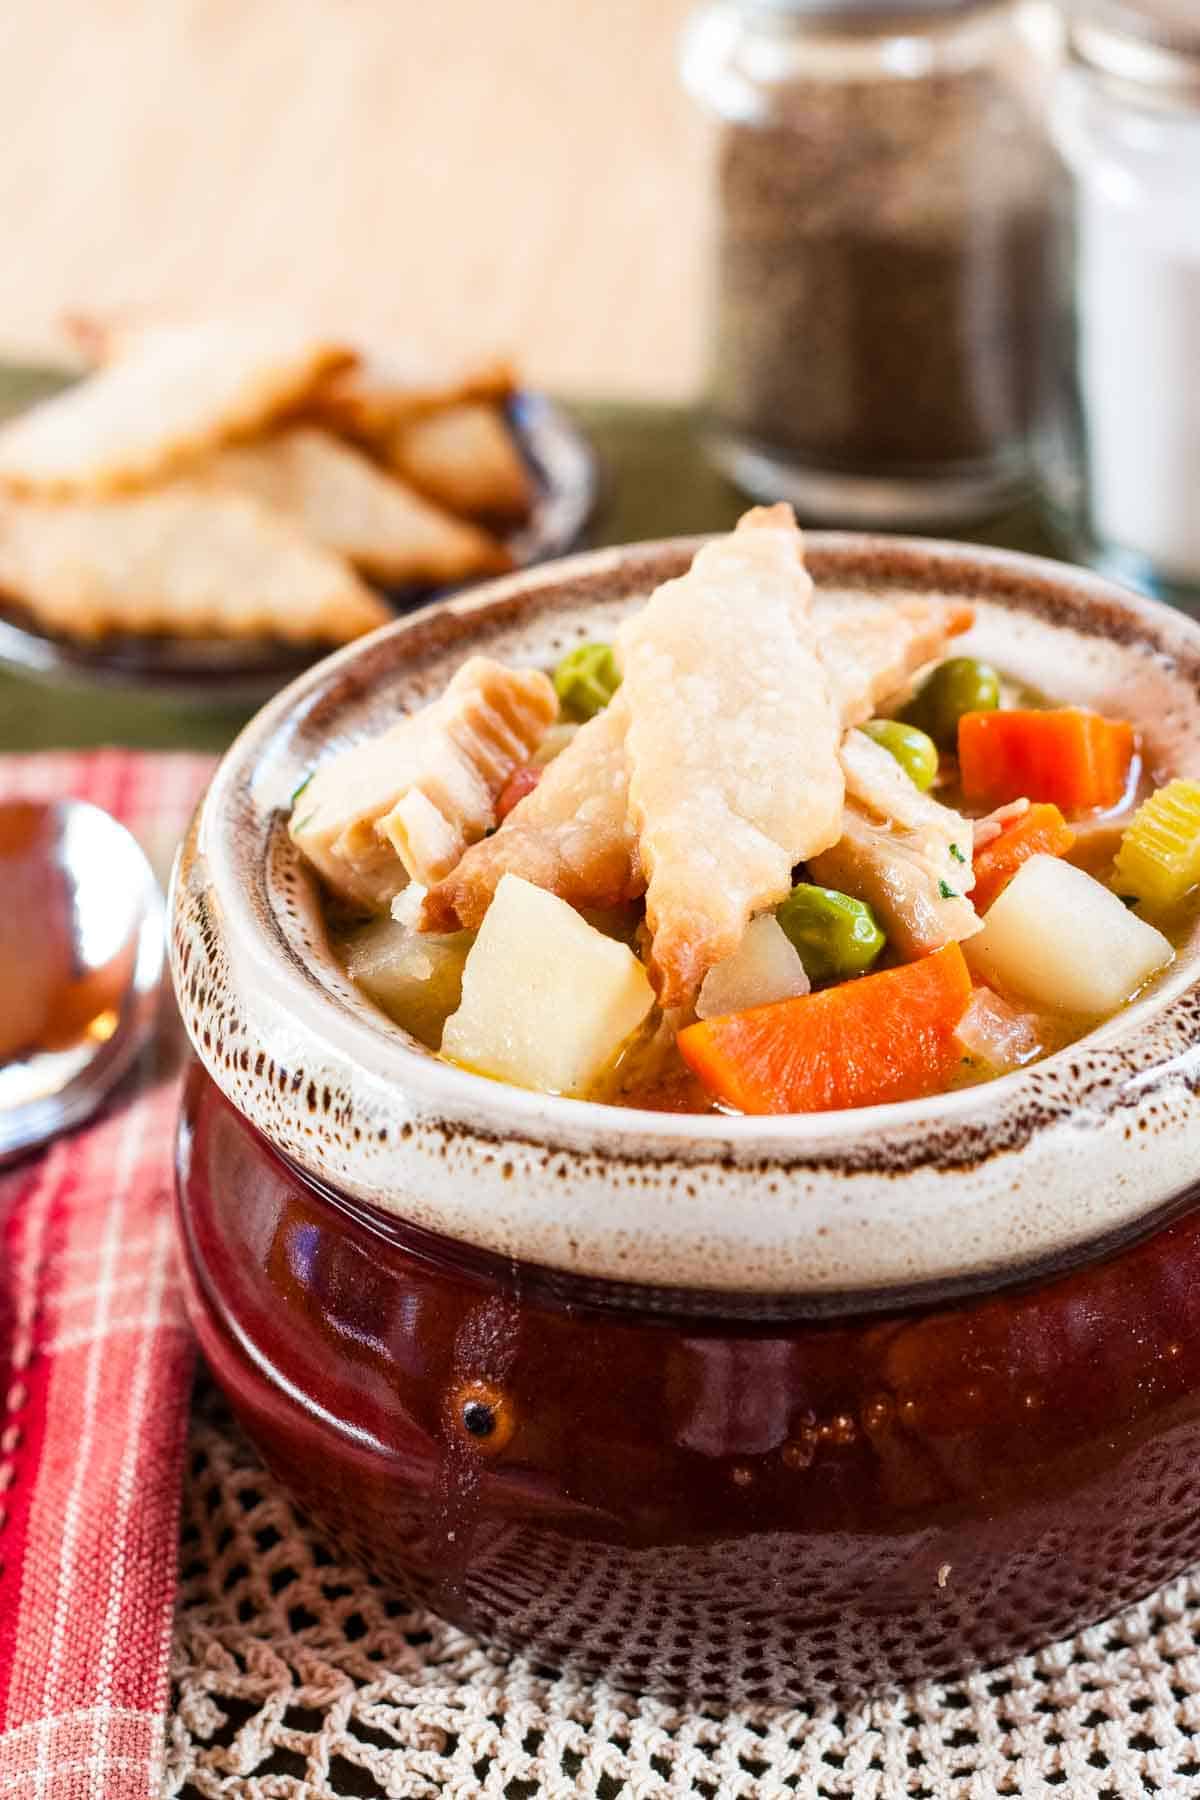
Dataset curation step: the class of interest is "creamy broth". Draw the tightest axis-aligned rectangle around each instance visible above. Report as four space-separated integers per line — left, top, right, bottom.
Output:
296 509 1199 1118
322 670 1193 1116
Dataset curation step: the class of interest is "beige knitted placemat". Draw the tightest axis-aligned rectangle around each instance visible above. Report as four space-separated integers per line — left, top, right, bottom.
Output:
166 1380 1200 1800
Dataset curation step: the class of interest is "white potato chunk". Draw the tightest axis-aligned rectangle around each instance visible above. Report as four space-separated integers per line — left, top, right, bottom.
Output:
441 873 655 1096
967 855 1173 1016
345 916 473 1049
695 914 810 1021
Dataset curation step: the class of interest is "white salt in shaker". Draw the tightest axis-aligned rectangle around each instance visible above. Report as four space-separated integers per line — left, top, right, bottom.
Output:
1041 2 1200 606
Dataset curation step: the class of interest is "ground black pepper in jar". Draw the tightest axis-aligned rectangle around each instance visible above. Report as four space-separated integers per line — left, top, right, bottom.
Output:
682 0 1056 526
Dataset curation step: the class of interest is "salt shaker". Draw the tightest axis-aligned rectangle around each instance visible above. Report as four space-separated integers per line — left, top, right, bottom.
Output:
681 0 1056 528
1041 2 1200 608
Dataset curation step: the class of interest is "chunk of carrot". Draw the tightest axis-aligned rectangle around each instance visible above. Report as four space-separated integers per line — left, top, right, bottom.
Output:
676 943 972 1116
971 803 1076 913
957 708 1135 815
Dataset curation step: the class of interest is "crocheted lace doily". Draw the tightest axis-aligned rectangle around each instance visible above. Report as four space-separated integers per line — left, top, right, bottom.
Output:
166 1381 1200 1800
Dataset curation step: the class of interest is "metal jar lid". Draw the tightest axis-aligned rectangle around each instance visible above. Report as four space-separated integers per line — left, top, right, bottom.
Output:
1070 1 1200 103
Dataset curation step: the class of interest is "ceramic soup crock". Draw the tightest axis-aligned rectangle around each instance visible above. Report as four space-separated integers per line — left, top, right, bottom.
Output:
170 535 1200 1704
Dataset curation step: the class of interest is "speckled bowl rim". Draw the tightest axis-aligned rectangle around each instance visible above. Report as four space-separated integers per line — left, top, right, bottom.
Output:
172 532 1200 1296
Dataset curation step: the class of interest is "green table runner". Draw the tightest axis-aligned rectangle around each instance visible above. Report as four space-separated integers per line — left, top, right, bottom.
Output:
0 369 1056 756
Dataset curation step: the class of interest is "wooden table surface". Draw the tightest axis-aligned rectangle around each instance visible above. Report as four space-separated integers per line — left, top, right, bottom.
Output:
0 0 708 403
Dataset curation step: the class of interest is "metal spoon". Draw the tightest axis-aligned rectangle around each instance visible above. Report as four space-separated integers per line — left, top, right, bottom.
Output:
0 798 165 1165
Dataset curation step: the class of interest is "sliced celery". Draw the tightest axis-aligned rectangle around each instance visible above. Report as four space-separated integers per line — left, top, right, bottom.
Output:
1113 779 1200 910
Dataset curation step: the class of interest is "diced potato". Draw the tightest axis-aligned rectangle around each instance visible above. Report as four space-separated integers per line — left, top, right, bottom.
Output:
345 916 473 1049
441 873 655 1096
696 915 810 1021
967 854 1173 1016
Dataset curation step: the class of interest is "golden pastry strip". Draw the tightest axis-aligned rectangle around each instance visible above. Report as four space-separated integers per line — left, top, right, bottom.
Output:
0 321 353 497
617 505 844 1007
386 403 534 523
197 425 513 585
0 484 388 644
422 570 975 951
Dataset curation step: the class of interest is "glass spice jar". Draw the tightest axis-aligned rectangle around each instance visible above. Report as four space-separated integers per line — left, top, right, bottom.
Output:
1040 2 1200 610
682 0 1057 527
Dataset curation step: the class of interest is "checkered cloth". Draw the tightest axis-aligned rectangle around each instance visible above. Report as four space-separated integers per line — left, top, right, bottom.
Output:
0 752 213 1800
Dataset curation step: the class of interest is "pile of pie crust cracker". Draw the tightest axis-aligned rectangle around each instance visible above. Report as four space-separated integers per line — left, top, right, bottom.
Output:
0 319 534 645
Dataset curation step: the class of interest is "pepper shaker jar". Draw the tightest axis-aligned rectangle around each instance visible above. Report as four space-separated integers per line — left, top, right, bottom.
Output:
1040 2 1200 610
682 0 1056 527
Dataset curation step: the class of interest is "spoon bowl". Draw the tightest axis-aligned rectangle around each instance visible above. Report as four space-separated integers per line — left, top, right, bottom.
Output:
0 799 164 1164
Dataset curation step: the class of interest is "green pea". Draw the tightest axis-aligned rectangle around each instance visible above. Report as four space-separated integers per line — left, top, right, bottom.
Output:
860 718 939 792
552 642 621 720
902 656 1000 749
775 883 886 985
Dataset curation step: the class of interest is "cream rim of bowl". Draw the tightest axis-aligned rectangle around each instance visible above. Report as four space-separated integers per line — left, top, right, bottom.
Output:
170 533 1200 1300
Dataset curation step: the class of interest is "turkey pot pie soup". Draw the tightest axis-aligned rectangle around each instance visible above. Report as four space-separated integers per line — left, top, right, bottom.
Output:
290 507 1197 1116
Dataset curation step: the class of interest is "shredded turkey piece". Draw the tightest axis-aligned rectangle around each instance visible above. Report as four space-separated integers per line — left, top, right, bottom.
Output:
291 655 557 910
815 595 974 726
808 730 982 961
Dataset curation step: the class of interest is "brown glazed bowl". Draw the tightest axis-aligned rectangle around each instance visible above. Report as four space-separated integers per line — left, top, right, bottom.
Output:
170 535 1200 1705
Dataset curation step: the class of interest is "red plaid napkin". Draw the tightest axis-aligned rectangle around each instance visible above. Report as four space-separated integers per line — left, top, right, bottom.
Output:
0 751 214 1800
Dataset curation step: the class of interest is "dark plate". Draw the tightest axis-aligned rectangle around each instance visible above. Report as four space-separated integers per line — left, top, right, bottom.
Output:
0 383 597 702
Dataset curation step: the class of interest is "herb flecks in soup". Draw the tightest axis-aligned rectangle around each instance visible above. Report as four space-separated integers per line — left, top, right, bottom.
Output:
292 505 1190 1115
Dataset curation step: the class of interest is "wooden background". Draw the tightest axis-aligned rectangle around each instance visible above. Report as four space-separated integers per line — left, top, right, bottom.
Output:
0 0 709 399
